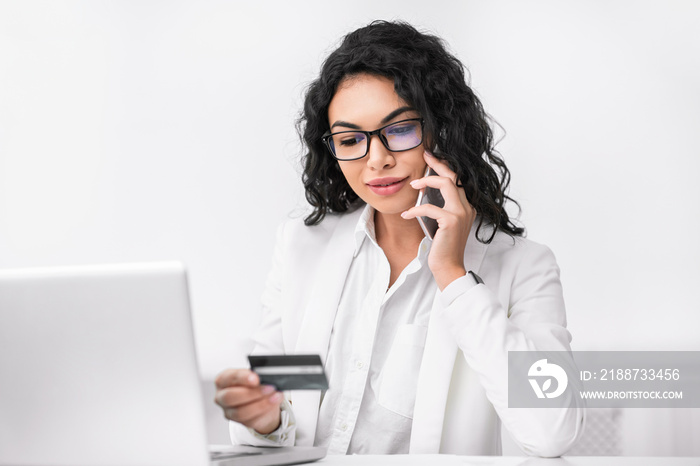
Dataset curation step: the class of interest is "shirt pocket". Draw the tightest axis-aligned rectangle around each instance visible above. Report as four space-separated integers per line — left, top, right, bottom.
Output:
377 324 428 419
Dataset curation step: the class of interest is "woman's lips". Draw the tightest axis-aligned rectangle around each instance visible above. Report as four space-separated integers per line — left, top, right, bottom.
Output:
366 177 408 196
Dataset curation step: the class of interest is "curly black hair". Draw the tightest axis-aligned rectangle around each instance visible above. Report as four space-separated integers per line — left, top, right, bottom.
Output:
297 20 524 243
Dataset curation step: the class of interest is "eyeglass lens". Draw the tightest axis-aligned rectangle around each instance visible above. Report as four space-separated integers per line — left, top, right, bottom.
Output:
329 120 422 160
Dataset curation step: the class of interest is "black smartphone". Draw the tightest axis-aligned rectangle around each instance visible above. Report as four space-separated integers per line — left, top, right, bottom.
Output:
415 167 445 239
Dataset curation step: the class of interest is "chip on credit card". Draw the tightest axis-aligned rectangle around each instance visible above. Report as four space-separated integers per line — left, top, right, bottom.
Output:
248 354 329 391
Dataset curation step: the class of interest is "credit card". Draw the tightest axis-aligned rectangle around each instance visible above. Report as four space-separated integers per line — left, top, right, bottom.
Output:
248 354 329 391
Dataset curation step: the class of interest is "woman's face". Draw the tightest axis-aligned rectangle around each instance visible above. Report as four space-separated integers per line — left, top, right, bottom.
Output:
327 74 427 217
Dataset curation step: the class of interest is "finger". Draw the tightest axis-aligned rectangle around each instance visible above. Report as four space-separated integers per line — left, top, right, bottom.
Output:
215 385 276 409
424 151 458 182
411 174 454 190
215 368 259 389
413 168 474 215
223 391 283 424
451 182 472 213
410 176 463 208
401 203 445 221
404 186 476 227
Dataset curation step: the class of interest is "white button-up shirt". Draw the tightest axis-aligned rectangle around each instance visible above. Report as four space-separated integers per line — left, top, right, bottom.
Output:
313 205 436 454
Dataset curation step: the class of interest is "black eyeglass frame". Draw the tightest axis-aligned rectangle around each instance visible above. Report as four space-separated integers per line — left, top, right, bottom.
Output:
321 118 425 161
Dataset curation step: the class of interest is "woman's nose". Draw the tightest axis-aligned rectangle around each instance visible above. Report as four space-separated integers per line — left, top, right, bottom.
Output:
365 135 395 170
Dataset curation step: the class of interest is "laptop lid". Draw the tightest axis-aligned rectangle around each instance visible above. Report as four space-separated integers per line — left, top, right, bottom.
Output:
0 262 211 466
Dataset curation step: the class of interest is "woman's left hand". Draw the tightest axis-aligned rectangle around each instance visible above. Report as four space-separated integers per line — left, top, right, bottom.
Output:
401 151 477 291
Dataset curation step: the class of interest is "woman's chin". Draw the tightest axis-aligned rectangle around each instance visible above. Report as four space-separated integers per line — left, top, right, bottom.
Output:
367 198 417 218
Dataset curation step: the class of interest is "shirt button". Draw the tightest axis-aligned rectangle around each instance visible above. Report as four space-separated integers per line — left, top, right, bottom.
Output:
356 361 364 370
341 423 348 432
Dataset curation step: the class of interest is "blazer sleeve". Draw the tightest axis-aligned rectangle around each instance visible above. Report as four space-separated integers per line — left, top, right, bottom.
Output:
437 240 586 457
228 222 297 447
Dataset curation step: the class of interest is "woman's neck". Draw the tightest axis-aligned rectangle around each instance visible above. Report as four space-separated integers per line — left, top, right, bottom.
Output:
373 210 424 249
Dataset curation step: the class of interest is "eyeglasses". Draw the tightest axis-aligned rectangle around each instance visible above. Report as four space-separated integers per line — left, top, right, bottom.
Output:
322 118 424 161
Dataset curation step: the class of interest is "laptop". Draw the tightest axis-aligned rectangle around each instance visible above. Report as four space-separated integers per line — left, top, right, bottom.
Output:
0 262 325 466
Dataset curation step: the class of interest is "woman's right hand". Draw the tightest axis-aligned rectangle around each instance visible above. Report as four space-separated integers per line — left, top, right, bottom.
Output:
214 368 283 435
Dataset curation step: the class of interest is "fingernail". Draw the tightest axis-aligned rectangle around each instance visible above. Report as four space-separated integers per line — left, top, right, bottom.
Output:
248 373 257 384
401 211 409 219
269 392 282 403
425 150 434 157
410 180 419 187
261 385 276 395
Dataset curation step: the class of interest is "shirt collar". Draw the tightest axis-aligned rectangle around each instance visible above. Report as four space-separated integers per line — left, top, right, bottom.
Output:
353 204 377 257
415 235 432 263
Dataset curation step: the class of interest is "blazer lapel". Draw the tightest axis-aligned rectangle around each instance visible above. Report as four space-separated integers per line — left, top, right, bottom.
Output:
410 219 491 453
291 209 360 446
409 294 458 453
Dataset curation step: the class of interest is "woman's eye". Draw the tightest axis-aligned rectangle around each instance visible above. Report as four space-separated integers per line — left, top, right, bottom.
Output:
339 136 361 146
386 125 414 136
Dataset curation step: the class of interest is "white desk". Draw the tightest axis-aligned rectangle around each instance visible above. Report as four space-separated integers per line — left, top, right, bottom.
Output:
312 456 700 466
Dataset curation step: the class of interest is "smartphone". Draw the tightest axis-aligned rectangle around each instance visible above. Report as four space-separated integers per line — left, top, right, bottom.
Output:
415 167 445 239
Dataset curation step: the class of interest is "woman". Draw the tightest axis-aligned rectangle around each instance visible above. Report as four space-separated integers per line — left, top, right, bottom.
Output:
215 20 584 456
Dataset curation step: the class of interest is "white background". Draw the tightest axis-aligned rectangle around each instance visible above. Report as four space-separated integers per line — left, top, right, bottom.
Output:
1 0 699 455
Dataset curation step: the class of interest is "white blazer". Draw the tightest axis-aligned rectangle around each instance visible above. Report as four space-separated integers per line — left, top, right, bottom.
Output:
237 206 585 457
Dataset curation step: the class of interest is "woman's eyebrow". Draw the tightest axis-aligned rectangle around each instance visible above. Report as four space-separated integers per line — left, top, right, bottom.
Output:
330 106 416 130
380 106 415 125
331 120 361 130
